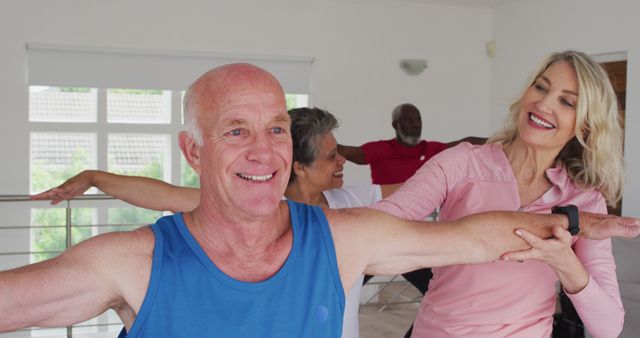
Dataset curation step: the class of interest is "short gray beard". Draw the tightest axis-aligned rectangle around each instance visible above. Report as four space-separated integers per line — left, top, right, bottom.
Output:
398 131 421 146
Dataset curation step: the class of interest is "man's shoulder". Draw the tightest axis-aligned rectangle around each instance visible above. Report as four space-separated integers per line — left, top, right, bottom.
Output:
421 139 446 146
360 139 396 158
76 226 155 260
56 225 155 302
361 138 395 148
285 200 326 225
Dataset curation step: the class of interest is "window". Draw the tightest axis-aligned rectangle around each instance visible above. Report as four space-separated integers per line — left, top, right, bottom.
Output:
107 89 171 124
29 86 97 122
27 85 177 337
30 131 97 194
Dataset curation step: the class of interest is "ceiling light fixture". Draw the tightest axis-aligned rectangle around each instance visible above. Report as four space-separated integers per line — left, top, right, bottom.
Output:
399 59 428 75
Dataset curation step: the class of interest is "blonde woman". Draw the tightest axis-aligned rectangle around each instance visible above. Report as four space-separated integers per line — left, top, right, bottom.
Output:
375 51 625 337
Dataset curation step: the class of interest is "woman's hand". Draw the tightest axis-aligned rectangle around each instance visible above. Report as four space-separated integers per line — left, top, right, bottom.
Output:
502 225 589 294
30 170 95 205
502 225 574 266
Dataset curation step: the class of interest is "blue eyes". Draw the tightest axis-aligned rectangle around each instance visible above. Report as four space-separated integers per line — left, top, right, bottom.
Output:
226 127 286 137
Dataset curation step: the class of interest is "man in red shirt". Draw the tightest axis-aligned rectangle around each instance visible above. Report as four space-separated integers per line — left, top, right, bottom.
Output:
338 103 484 337
338 103 483 184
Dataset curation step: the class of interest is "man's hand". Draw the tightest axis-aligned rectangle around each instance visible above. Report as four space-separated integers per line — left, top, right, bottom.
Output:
580 211 640 240
30 170 94 205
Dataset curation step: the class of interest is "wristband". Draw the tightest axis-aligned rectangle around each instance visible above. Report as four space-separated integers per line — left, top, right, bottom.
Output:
552 204 580 236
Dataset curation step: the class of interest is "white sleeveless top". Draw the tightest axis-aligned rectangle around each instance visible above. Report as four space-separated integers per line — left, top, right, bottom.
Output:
323 184 382 338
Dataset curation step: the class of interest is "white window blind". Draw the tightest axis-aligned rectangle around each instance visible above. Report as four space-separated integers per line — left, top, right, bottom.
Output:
27 43 313 93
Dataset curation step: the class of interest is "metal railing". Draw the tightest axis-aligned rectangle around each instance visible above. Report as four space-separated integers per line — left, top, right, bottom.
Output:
1 194 112 256
0 194 139 338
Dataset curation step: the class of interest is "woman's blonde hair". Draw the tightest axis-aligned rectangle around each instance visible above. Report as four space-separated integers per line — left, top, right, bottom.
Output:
488 51 624 206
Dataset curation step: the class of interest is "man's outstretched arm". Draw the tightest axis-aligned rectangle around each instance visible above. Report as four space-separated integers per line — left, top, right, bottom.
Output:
0 228 153 333
31 170 200 213
328 208 639 293
337 144 367 165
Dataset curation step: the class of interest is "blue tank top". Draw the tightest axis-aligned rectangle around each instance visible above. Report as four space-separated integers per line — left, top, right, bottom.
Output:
120 200 345 338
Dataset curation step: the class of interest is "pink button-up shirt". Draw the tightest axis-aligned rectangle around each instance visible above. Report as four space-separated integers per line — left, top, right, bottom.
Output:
374 143 623 338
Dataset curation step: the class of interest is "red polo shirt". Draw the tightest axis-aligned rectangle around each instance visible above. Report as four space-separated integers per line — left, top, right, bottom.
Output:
361 138 447 184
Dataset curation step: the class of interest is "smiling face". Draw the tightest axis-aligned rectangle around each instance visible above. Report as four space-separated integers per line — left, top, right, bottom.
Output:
516 61 579 153
299 132 346 192
186 64 292 218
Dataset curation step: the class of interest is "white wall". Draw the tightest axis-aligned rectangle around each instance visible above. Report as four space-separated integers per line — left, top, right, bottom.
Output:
0 0 494 193
492 0 640 336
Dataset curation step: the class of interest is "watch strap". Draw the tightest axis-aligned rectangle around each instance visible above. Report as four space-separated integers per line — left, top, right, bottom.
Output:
552 204 580 236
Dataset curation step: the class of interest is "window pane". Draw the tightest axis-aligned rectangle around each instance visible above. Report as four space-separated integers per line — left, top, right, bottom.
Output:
108 208 162 232
30 208 95 263
73 310 124 335
108 134 170 180
29 86 97 122
181 157 200 188
30 327 66 337
107 89 171 124
285 93 309 109
30 132 97 193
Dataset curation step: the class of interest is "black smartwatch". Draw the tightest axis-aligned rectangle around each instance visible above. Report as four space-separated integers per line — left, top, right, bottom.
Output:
552 204 580 236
